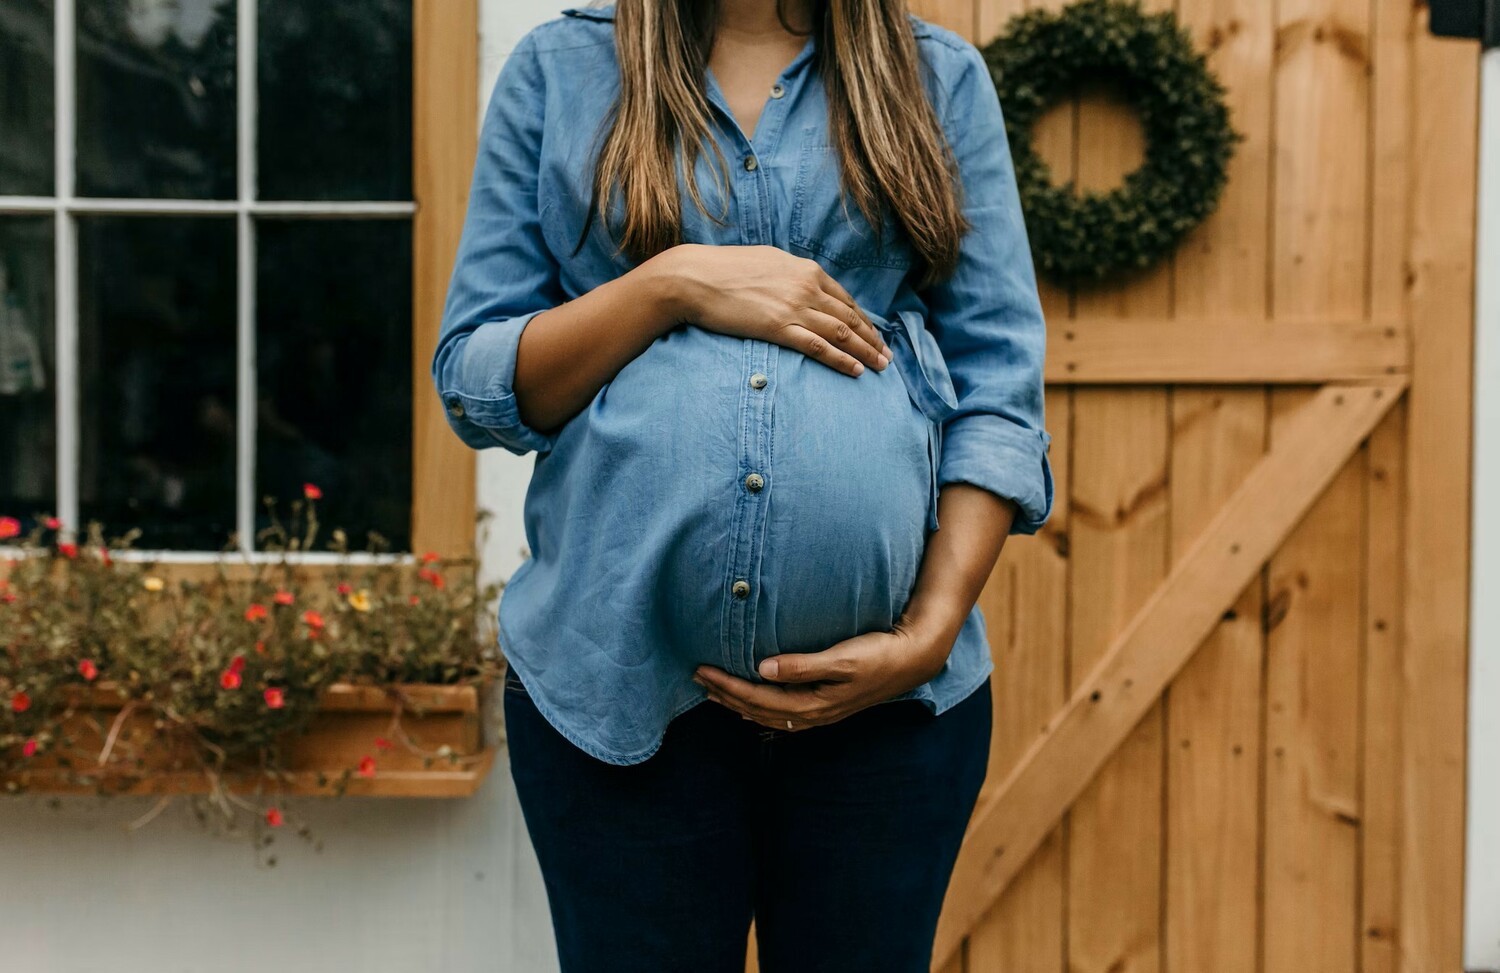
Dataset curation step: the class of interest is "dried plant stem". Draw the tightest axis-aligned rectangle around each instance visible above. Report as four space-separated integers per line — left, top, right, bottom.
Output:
96 700 137 766
126 794 175 831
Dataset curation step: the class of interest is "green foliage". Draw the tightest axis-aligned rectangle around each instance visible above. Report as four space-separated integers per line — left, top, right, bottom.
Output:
983 0 1241 286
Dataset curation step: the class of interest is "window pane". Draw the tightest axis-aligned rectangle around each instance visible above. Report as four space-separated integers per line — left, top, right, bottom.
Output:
0 218 56 529
258 0 412 201
0 0 55 196
76 0 236 200
256 220 411 551
78 217 236 549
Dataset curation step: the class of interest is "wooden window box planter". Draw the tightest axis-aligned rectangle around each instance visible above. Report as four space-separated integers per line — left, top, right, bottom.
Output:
2 679 497 799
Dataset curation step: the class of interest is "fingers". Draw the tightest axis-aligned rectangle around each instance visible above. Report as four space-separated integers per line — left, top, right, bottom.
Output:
758 648 859 684
692 667 828 729
782 309 889 378
811 290 893 369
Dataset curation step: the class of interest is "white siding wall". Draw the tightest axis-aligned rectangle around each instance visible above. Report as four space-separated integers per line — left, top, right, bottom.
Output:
1468 44 1500 973
0 3 563 971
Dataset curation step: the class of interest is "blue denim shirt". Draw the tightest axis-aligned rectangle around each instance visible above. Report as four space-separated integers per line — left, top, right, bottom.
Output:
433 3 1054 765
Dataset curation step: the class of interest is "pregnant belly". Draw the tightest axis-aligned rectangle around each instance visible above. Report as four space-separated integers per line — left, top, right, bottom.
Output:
538 325 936 672
752 347 933 660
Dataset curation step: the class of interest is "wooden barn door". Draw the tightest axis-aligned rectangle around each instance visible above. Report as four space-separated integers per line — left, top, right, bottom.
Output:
905 1 1479 972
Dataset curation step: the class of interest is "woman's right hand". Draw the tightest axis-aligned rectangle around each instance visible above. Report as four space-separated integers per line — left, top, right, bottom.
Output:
657 244 893 377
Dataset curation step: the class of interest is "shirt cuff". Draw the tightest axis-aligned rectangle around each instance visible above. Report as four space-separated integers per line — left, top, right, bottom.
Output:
437 309 558 457
937 414 1055 535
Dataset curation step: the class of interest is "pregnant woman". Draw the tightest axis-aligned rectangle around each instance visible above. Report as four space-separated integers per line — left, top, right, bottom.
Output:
432 0 1053 969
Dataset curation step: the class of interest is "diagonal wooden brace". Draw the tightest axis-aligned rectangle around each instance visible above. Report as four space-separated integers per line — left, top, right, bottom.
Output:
931 379 1406 971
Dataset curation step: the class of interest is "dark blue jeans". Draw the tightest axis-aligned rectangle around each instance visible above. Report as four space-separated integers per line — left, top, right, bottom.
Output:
502 667 992 972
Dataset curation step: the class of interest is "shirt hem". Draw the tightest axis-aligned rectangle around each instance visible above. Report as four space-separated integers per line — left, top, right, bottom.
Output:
499 614 713 767
499 610 996 765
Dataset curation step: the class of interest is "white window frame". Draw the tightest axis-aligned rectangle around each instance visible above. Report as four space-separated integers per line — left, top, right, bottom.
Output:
0 0 417 564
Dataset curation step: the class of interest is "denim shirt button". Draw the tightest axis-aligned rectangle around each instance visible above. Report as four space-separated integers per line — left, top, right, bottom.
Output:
743 155 758 171
749 372 768 389
446 399 465 419
744 472 764 492
732 579 751 598
770 83 785 99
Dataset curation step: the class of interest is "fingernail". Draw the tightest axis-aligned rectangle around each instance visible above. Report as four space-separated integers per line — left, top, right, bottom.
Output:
851 361 865 375
877 353 889 368
759 659 779 680
882 344 893 358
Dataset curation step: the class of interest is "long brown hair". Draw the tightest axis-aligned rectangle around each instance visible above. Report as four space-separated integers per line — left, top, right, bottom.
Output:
573 0 968 289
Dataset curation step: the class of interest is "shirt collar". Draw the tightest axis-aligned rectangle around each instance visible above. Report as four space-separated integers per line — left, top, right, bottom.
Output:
561 5 934 38
561 4 616 21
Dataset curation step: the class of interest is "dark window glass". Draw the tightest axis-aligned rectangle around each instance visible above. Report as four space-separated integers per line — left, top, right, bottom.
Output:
0 0 55 196
76 0 236 199
0 218 56 529
78 217 236 549
256 219 411 551
258 0 412 201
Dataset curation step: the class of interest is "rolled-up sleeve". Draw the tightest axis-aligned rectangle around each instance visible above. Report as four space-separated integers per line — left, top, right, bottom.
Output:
431 28 562 457
922 42 1055 536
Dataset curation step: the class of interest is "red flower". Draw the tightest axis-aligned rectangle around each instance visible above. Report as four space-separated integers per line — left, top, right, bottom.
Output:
11 690 30 713
254 640 267 655
57 542 78 559
336 582 352 596
1 593 15 605
273 590 295 606
420 552 440 564
374 736 393 752
21 738 37 758
265 807 284 827
219 669 242 690
357 755 377 778
303 483 323 500
302 610 325 629
0 517 21 540
244 603 268 622
44 517 60 530
264 687 285 709
228 654 246 674
408 595 420 606
78 659 98 681
417 567 446 590
97 548 112 567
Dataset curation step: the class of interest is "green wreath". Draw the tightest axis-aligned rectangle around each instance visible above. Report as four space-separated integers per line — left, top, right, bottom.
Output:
982 0 1240 286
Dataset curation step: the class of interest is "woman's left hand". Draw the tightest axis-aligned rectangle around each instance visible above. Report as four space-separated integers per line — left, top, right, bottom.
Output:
691 618 951 731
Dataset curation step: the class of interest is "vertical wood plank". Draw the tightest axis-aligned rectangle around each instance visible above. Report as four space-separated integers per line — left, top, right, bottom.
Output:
1262 407 1366 973
963 383 1072 973
1361 399 1406 972
1265 0 1371 969
412 0 480 557
1065 386 1169 973
1064 0 1173 969
1163 390 1265 973
963 1 1071 970
1165 0 1274 970
1401 8 1478 971
1361 2 1414 970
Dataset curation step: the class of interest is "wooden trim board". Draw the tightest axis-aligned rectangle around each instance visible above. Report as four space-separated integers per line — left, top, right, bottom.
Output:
412 0 480 558
1046 317 1409 384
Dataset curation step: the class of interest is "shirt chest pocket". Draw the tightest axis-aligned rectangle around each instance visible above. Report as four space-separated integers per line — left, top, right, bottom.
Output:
788 130 915 271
